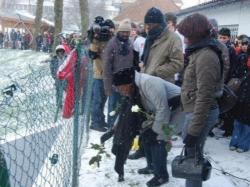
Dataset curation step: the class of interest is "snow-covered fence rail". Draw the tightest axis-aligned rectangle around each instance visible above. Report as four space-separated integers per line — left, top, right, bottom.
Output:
0 46 92 187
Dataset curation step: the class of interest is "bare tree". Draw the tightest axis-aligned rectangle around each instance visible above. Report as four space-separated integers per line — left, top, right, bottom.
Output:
32 0 44 49
79 0 89 37
53 0 64 50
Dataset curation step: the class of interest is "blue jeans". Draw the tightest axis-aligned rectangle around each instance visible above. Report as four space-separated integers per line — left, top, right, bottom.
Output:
91 79 107 127
107 90 121 128
182 108 219 187
230 120 250 151
143 140 168 178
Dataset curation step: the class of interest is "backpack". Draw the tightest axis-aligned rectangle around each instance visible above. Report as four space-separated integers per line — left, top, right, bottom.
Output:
211 46 238 114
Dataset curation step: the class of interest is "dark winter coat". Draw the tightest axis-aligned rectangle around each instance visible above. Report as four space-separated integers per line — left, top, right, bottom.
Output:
36 35 43 46
232 51 248 79
225 41 238 82
103 36 134 95
10 31 17 42
0 32 4 43
233 73 250 125
50 55 67 79
112 90 145 176
216 41 230 82
16 32 22 41
113 93 145 146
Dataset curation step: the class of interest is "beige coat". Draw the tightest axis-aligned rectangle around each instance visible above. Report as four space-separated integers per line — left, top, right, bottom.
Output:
181 47 222 137
90 39 107 79
142 30 184 83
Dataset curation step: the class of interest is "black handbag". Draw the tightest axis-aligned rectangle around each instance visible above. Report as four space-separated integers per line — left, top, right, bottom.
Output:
171 147 212 181
217 84 238 114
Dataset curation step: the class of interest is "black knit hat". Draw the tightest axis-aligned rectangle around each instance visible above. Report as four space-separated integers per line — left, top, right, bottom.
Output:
113 67 135 86
94 16 104 24
219 28 231 37
144 7 165 24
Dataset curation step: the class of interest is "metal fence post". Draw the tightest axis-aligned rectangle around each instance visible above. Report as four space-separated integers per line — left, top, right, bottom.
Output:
72 43 82 187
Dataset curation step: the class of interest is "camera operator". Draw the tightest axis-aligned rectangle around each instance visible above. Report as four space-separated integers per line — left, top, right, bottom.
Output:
88 17 115 132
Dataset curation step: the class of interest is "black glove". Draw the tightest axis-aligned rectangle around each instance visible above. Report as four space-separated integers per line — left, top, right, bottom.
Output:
88 50 99 60
183 134 199 147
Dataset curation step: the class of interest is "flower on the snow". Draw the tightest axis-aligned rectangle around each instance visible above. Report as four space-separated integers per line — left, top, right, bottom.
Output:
131 105 140 112
109 111 116 116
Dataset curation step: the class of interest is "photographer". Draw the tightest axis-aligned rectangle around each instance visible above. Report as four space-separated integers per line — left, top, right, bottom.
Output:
88 17 114 132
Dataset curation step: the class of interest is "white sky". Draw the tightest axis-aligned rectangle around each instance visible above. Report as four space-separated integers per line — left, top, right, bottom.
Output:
182 0 200 9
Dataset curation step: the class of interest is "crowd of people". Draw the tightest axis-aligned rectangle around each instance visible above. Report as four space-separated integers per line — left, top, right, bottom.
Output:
48 7 250 187
35 31 54 52
0 29 55 52
0 29 32 50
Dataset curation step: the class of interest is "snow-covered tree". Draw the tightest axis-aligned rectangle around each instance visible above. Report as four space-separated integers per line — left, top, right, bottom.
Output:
53 0 64 50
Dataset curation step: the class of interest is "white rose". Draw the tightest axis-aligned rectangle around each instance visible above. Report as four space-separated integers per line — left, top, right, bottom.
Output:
109 111 116 116
91 162 98 169
131 105 140 113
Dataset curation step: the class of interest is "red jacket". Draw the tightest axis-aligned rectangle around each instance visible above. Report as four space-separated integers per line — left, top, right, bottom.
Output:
62 39 71 54
57 49 77 118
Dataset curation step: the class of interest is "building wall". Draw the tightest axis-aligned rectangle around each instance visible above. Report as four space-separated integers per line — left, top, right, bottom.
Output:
178 1 250 36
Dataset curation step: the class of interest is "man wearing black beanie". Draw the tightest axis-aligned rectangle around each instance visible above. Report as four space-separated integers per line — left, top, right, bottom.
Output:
141 7 183 83
109 68 181 186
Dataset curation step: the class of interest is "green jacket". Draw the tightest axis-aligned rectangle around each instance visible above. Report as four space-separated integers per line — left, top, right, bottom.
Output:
142 30 184 83
181 47 222 137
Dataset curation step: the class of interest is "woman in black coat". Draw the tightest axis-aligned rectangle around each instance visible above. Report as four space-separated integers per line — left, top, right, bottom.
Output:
230 70 250 153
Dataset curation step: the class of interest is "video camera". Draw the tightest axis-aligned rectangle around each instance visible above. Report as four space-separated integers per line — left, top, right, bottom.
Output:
88 16 114 42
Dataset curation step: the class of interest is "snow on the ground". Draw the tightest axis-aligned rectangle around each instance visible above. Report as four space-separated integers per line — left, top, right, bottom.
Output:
0 49 50 88
79 130 250 187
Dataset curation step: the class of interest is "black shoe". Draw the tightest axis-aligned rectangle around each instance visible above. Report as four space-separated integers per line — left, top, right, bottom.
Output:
138 167 153 175
208 130 214 137
90 125 107 132
128 150 144 160
100 129 114 144
146 176 169 187
118 175 124 182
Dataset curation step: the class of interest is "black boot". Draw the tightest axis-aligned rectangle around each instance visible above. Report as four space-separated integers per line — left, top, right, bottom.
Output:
127 149 144 160
138 167 153 175
118 174 124 182
146 175 169 187
100 128 114 144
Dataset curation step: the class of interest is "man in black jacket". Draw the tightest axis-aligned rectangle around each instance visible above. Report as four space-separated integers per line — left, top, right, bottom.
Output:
218 28 238 83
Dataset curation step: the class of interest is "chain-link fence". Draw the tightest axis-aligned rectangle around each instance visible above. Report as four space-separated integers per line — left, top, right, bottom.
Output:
0 45 92 187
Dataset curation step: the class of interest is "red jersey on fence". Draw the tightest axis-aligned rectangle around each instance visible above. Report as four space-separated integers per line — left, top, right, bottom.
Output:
57 49 77 118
